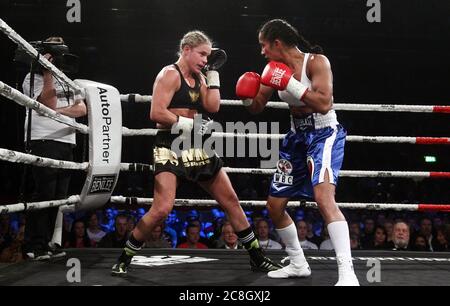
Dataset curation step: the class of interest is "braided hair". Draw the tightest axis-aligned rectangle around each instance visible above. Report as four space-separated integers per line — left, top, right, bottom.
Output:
258 19 323 54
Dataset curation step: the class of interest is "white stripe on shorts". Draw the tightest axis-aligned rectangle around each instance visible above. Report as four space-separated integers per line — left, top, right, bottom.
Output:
319 127 338 184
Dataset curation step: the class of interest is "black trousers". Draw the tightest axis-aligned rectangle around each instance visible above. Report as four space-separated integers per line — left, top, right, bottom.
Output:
24 140 74 252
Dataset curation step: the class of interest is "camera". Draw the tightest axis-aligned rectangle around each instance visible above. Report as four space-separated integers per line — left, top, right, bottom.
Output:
14 40 79 74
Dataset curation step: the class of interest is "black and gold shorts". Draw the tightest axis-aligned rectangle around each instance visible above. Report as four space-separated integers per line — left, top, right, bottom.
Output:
153 131 223 182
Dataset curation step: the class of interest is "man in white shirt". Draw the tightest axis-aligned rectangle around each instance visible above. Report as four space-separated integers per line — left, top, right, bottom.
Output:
256 219 282 250
22 37 86 260
296 220 318 250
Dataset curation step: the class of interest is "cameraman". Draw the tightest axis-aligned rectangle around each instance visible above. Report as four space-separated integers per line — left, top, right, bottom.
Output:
22 36 86 260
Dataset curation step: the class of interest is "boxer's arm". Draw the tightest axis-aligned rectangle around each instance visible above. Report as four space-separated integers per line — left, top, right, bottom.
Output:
301 54 333 114
150 68 179 125
200 74 220 113
246 84 274 114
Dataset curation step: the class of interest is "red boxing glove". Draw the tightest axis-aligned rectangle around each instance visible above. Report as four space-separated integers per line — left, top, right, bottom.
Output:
261 61 308 102
261 61 292 90
236 72 261 106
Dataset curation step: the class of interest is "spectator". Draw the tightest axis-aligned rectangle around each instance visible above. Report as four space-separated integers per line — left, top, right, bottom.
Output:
207 217 227 247
144 224 171 248
86 212 106 243
387 221 410 250
349 221 361 237
0 214 13 253
361 217 375 247
178 219 210 247
100 208 116 232
305 220 322 246
164 211 181 248
384 220 394 243
127 215 136 234
296 220 318 250
432 216 443 228
412 234 430 252
319 226 334 250
218 222 243 249
98 215 129 248
365 226 388 250
64 219 94 248
0 224 25 263
350 234 361 250
177 224 208 249
417 217 434 251
432 225 449 252
255 219 282 250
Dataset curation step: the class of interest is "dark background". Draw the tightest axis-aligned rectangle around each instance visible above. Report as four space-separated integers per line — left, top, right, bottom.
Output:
0 0 449 204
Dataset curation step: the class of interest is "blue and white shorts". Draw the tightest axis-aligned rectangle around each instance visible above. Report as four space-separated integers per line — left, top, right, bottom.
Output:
269 125 346 199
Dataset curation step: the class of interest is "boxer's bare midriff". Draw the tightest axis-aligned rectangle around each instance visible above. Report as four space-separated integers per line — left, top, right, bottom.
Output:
156 108 198 129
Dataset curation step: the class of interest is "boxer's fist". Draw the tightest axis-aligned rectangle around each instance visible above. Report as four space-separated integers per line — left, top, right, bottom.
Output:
204 48 227 71
236 72 260 106
260 61 292 91
261 61 308 102
204 48 227 89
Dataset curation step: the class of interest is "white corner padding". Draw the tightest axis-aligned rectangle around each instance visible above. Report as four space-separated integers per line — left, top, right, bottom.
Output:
75 79 122 210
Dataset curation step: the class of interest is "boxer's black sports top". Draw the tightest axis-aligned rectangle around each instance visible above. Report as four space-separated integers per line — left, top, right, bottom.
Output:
168 64 201 110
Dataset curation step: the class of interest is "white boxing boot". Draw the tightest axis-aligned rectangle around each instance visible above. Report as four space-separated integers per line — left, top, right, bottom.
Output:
268 256 311 279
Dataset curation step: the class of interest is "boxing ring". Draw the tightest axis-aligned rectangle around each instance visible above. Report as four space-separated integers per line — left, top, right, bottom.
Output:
1 18 450 286
1 249 450 286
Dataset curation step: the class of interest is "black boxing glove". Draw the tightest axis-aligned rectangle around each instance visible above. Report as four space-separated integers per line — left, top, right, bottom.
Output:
203 48 227 89
205 48 227 71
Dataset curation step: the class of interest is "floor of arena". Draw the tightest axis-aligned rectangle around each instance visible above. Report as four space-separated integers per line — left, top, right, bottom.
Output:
0 249 449 286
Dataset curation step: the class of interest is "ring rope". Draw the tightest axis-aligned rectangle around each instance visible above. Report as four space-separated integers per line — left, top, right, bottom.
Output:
121 127 449 145
221 167 450 179
1 148 449 179
110 196 450 212
122 127 160 136
120 94 450 114
0 148 152 172
2 195 449 214
0 195 80 214
0 148 89 170
0 81 89 134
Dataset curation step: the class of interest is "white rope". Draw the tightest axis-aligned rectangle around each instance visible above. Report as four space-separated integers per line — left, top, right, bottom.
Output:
2 147 448 179
122 127 160 136
0 148 89 170
0 195 80 214
340 170 434 178
120 94 152 103
0 148 157 172
120 127 449 145
346 135 417 144
0 18 83 95
110 196 423 211
120 165 446 179
213 133 449 144
119 94 450 113
0 81 89 134
120 162 153 172
223 167 274 175
211 132 285 140
333 103 447 113
222 167 450 179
